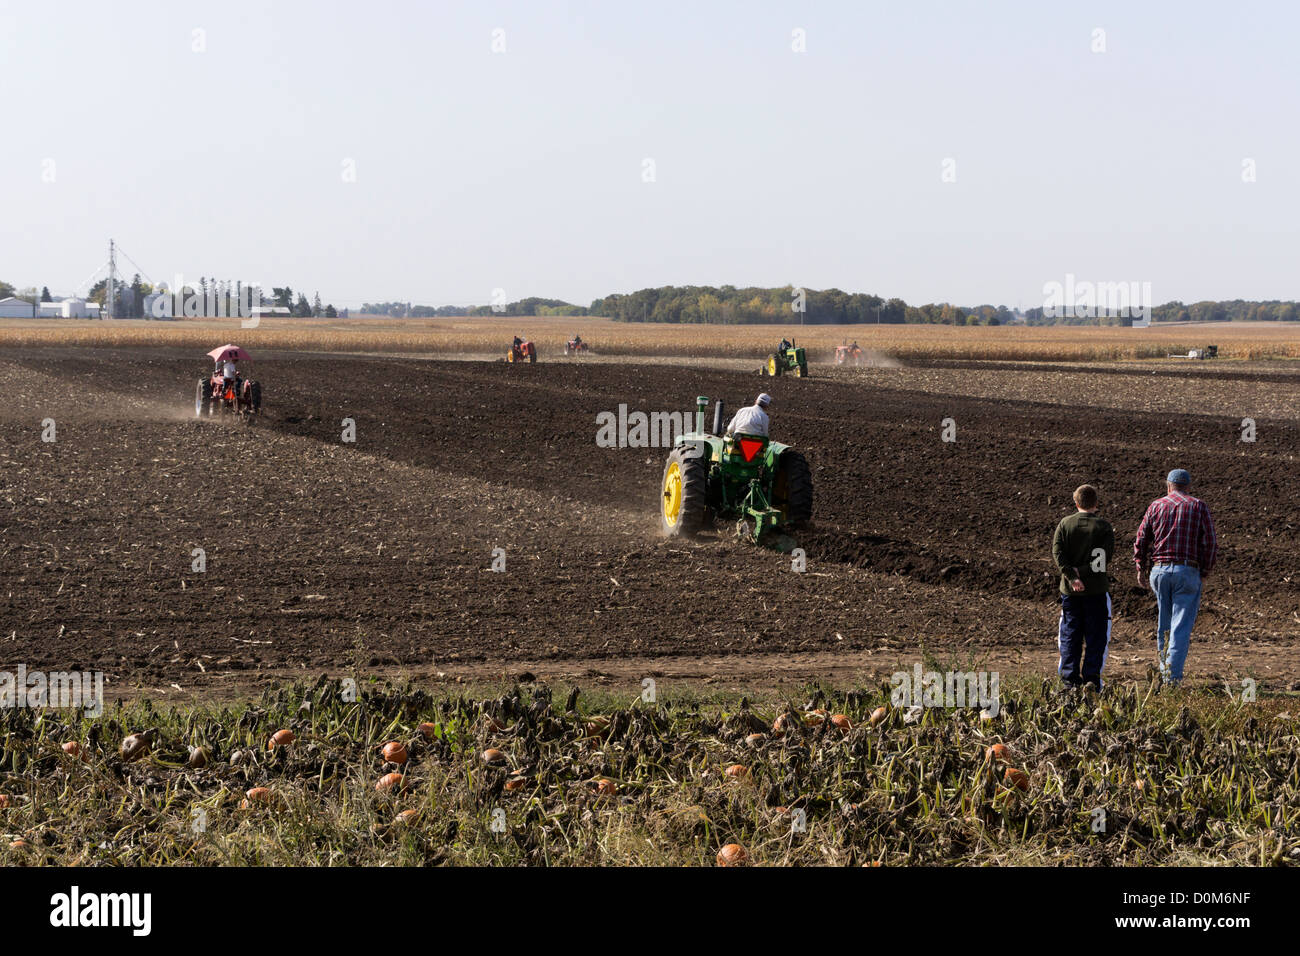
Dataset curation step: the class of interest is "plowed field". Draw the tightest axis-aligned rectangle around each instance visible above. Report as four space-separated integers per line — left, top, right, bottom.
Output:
2 348 1296 700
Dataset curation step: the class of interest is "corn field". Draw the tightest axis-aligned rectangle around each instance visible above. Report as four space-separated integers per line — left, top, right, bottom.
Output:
3 317 1298 362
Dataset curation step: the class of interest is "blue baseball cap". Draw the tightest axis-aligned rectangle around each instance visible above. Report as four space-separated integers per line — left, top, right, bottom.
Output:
1166 468 1191 486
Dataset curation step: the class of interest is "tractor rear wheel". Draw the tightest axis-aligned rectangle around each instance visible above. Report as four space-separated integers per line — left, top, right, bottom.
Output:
195 378 211 417
660 447 709 536
768 355 782 377
773 450 813 530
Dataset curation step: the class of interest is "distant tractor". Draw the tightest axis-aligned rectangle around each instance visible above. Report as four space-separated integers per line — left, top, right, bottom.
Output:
764 339 809 378
507 338 537 363
564 336 590 356
1169 345 1219 360
659 395 813 543
835 343 864 366
197 344 261 421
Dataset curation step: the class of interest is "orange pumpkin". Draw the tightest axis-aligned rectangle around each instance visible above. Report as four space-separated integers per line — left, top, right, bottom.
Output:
376 772 406 792
1003 767 1030 792
594 778 617 795
417 722 437 739
504 776 526 792
241 786 273 809
725 764 749 780
830 714 852 733
482 748 507 766
381 741 408 765
61 741 89 762
120 732 152 762
717 843 748 867
869 706 888 726
986 743 1010 763
268 729 295 749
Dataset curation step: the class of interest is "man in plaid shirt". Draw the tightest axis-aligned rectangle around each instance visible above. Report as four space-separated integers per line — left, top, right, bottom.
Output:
1133 468 1218 685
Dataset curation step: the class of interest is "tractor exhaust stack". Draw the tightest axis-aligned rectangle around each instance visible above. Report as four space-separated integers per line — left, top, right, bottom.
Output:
695 395 708 434
712 399 726 436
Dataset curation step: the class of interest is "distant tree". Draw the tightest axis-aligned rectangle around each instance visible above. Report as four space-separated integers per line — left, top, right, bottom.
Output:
324 304 338 318
312 292 322 317
0 281 13 299
294 293 312 317
273 287 293 309
40 286 52 302
129 275 145 318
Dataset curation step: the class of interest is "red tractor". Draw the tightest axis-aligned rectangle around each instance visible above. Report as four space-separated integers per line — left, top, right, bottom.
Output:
835 343 864 366
507 338 537 363
564 336 590 356
197 344 262 420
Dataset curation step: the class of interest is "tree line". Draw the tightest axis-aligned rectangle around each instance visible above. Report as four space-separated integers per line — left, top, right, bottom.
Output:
8 275 1299 325
358 286 1300 325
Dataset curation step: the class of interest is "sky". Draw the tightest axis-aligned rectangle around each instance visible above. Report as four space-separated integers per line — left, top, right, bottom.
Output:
1 0 1297 310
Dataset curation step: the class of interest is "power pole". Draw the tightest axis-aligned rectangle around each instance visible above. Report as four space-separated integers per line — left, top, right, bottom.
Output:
106 238 116 321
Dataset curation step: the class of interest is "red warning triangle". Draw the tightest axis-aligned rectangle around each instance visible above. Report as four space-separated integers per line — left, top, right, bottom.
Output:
738 438 764 462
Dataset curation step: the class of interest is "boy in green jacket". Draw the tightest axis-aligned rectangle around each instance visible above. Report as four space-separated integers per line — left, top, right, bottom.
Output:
1052 484 1115 690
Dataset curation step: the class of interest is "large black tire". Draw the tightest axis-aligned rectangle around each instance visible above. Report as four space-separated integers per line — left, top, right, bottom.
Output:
660 446 709 536
773 450 813 530
196 378 212 417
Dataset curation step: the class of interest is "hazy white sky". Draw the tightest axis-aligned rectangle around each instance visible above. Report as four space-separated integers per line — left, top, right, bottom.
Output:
2 0 1296 310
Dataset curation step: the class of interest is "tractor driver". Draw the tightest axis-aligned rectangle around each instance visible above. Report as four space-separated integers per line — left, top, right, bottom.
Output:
726 393 771 438
779 337 792 352
221 356 239 395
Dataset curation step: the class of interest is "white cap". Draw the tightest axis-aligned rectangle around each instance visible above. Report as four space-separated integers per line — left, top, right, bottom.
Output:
756 393 772 407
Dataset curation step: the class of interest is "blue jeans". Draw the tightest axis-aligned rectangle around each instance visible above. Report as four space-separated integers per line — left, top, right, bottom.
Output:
1058 593 1112 688
1149 564 1202 684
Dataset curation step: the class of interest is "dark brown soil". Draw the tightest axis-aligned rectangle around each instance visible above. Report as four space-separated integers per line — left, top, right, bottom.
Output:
1 347 1296 700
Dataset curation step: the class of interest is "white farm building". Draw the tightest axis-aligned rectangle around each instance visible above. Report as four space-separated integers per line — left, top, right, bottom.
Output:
0 296 39 318
0 296 100 318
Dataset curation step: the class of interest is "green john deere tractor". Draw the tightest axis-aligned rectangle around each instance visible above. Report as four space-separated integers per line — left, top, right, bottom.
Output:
660 395 813 543
764 340 808 378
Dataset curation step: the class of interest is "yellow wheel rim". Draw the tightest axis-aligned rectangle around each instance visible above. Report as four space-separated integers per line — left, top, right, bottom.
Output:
662 461 683 526
794 365 803 377
768 357 777 376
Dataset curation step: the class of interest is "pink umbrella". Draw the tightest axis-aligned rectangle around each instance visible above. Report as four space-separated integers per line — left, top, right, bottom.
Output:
207 344 252 362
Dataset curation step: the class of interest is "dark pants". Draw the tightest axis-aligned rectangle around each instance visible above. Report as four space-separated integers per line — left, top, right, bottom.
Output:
1057 593 1112 688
